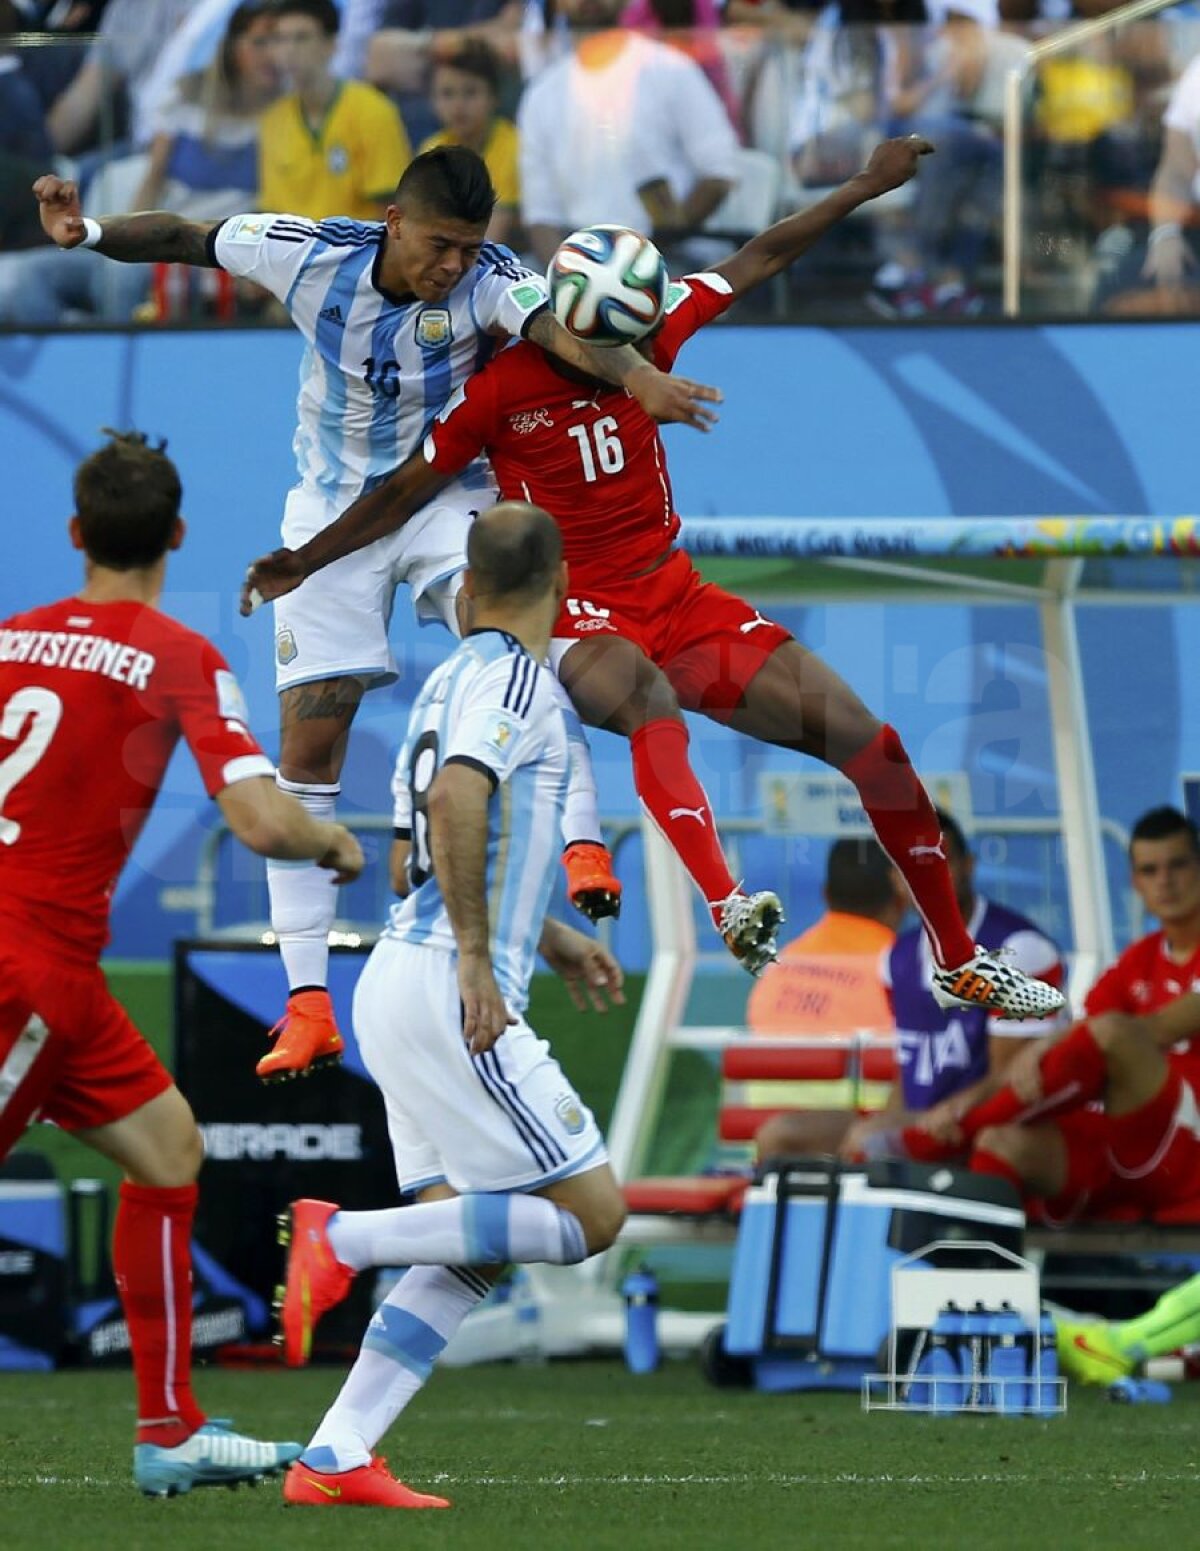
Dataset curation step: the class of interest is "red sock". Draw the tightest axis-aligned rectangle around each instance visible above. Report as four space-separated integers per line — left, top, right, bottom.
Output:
630 719 738 911
960 1022 1108 1140
901 1025 1108 1164
839 726 974 969
114 1182 206 1445
970 1147 1027 1198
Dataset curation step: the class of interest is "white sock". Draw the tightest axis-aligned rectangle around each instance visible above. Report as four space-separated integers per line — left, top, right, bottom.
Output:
326 1192 588 1270
547 675 602 848
302 1264 489 1472
266 777 339 991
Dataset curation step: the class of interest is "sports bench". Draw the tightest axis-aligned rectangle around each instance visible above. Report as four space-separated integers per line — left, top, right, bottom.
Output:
617 1034 1200 1257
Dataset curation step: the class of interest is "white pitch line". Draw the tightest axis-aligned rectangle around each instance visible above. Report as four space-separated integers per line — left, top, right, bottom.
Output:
20 1467 1200 1492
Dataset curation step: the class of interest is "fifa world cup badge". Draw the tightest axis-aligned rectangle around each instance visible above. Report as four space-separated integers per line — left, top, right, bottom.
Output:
276 627 299 666
416 309 452 349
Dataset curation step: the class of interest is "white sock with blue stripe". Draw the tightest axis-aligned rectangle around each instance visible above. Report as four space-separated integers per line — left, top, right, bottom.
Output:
549 676 603 848
302 1264 489 1473
327 1192 588 1271
265 777 340 991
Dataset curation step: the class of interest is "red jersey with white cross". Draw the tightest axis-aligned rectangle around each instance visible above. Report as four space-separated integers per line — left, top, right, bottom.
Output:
1085 929 1200 1091
425 272 736 587
0 596 273 963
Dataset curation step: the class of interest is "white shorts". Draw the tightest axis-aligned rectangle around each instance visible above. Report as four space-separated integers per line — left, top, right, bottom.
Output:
352 936 607 1196
272 474 495 692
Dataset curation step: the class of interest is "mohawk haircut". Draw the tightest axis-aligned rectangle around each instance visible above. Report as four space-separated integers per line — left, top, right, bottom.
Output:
393 146 496 226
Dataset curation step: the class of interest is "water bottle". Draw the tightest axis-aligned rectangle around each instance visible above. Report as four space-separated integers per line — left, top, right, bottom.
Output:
929 1303 965 1413
961 1302 992 1409
510 1268 542 1363
1034 1310 1060 1414
1108 1377 1172 1405
621 1266 660 1374
987 1302 1029 1415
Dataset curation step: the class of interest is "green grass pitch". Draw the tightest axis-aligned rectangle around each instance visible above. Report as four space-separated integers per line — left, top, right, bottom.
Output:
2 1362 1197 1550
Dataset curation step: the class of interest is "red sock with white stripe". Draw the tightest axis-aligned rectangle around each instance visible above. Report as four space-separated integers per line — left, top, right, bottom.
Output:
839 725 974 970
903 1023 1108 1162
629 719 738 917
114 1182 206 1445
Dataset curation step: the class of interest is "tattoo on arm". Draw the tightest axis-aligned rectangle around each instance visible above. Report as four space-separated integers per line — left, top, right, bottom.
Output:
525 309 645 390
95 212 219 267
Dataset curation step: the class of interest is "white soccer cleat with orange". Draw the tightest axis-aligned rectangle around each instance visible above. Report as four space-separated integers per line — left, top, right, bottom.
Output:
715 890 783 977
932 946 1066 1020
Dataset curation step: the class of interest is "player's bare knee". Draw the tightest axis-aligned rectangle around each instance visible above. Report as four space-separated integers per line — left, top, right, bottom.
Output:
1089 1012 1143 1061
975 1124 1034 1172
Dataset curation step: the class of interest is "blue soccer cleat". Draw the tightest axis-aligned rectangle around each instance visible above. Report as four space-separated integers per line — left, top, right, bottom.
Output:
134 1419 304 1498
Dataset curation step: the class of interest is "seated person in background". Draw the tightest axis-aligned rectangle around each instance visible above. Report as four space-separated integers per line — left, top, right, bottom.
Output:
748 835 906 1035
620 0 742 138
261 0 412 222
419 39 519 246
518 0 739 267
44 0 199 156
756 808 1066 1161
360 0 522 145
0 0 277 324
0 0 54 251
906 807 1200 1223
748 835 906 1116
874 0 1027 316
1094 49 1200 316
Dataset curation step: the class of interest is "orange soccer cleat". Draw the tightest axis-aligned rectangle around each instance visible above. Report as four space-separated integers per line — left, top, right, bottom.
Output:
274 1199 356 1366
256 988 344 1083
562 841 622 922
283 1456 451 1510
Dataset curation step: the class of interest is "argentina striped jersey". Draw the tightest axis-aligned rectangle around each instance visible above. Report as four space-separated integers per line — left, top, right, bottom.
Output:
210 212 550 509
386 628 569 1012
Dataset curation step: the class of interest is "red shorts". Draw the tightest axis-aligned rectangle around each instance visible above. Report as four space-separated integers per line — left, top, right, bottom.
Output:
550 549 792 716
1042 1072 1200 1222
0 939 172 1160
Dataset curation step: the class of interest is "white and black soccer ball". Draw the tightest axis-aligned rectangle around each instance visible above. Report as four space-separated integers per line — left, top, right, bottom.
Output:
547 225 670 347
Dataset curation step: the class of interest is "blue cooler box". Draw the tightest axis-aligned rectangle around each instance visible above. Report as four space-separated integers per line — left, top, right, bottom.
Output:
724 1159 1025 1391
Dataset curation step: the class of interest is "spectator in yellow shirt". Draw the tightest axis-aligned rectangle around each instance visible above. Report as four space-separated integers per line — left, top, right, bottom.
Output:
261 0 412 222
419 40 519 247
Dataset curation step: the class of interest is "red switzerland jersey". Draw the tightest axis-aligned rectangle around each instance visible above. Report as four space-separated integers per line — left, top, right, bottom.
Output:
425 272 736 586
1085 930 1200 1091
0 597 273 962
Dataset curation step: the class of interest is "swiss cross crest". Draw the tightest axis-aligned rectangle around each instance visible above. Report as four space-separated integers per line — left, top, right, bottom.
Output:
509 408 554 435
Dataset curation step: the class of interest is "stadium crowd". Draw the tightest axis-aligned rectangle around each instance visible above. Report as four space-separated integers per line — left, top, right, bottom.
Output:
2 0 1199 321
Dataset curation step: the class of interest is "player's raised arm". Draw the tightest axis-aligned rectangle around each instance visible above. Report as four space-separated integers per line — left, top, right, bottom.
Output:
524 308 720 432
240 451 449 614
711 136 934 299
33 174 219 265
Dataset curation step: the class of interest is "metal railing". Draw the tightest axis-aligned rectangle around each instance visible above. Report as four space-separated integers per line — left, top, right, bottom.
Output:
1002 0 1185 316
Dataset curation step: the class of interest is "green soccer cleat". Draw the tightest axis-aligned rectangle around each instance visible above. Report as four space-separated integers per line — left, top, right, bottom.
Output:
1055 1320 1135 1386
134 1420 303 1497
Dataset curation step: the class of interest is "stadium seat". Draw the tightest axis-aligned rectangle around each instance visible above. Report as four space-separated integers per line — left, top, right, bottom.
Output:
620 1033 893 1231
703 147 782 241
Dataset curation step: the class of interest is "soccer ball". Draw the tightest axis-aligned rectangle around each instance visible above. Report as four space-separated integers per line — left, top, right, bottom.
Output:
547 225 670 347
